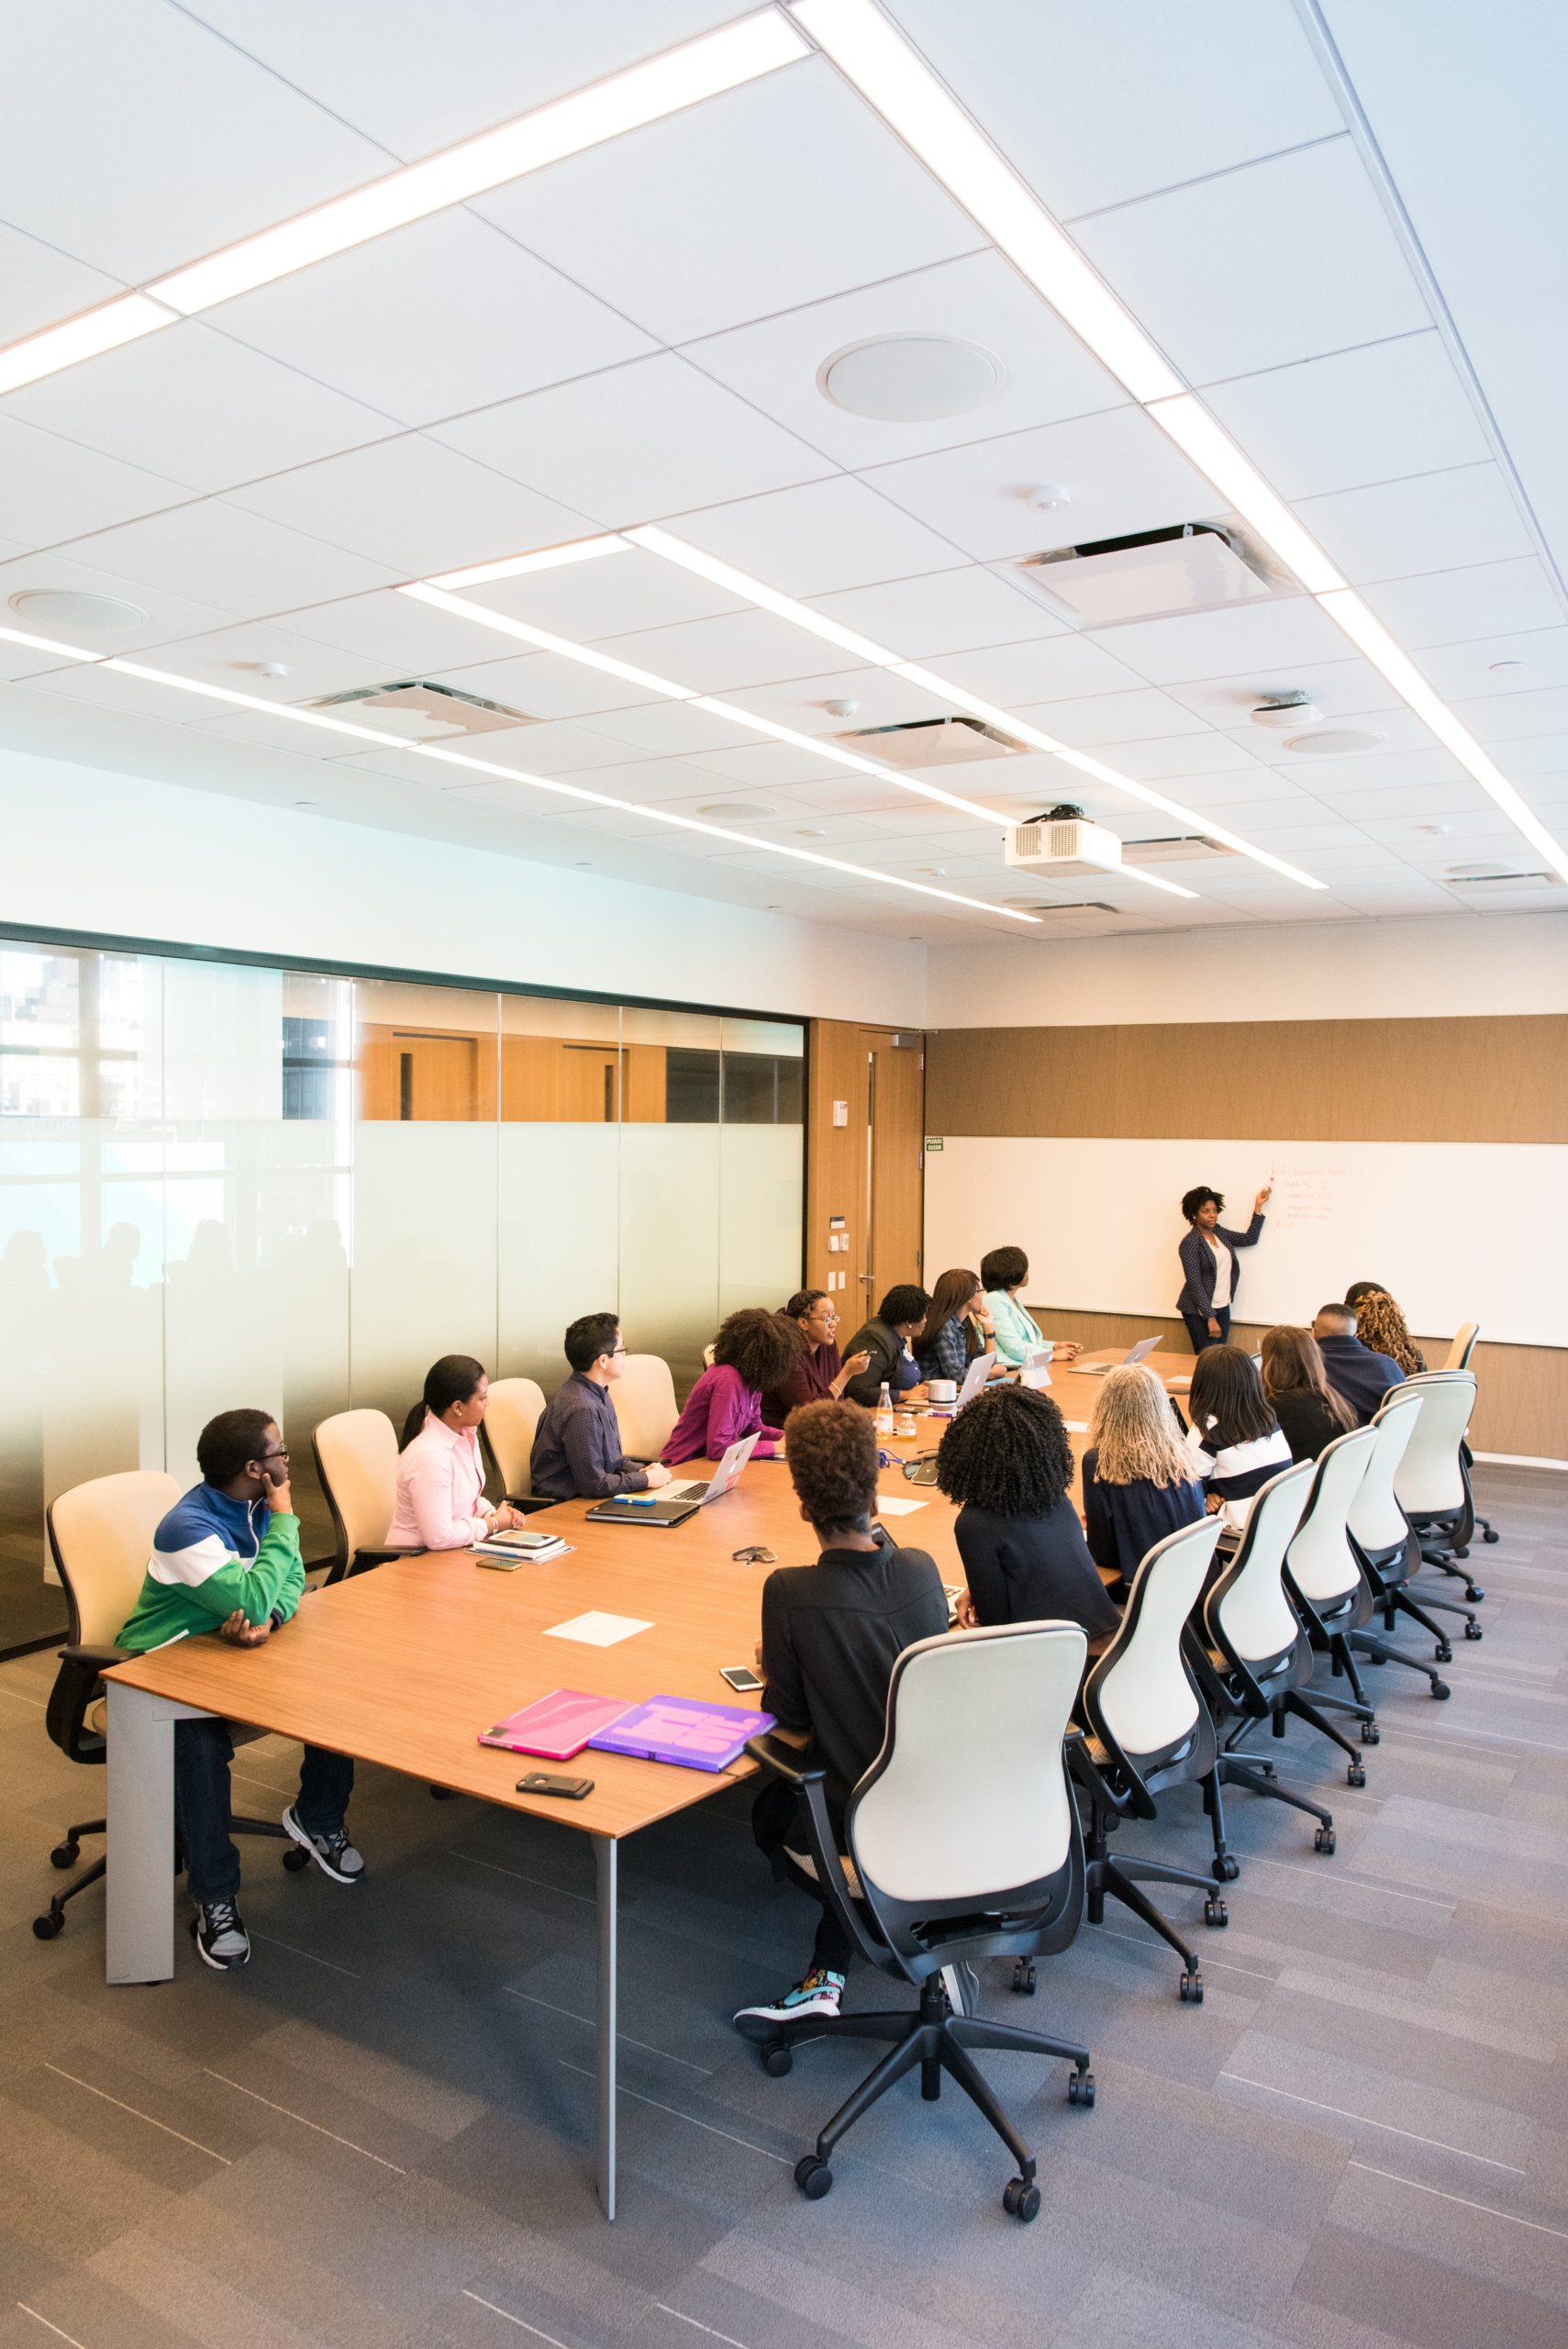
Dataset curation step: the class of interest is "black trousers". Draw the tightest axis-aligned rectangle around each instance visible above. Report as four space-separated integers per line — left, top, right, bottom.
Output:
1183 1307 1230 1353
175 1717 354 1904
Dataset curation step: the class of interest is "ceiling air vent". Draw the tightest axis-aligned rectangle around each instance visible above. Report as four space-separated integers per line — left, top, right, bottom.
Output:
1121 834 1239 865
838 714 1022 767
1004 899 1122 917
311 679 538 740
1446 867 1564 891
1017 521 1273 627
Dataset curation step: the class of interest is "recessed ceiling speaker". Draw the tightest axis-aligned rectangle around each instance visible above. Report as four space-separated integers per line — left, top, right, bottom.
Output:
817 334 1006 422
9 587 147 630
697 801 777 822
1284 726 1389 756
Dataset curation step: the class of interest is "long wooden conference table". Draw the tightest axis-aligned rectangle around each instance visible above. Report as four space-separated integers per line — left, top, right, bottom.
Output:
101 1347 1191 2218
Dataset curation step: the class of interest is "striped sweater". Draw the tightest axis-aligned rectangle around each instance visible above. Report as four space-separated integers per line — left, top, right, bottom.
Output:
117 1484 304 1653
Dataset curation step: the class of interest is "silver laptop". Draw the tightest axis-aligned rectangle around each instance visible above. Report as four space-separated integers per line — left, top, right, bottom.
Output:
661 1432 761 1507
586 1432 760 1526
1076 1335 1162 1375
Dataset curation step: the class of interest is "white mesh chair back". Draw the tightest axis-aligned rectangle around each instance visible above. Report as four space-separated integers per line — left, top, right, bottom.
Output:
1212 1462 1313 1664
48 1469 182 1648
1349 1393 1421 1553
1444 1322 1480 1371
1285 1427 1379 1607
611 1354 679 1460
313 1408 397 1559
1393 1372 1474 1518
850 1622 1085 1907
1095 1516 1224 1757
482 1377 546 1493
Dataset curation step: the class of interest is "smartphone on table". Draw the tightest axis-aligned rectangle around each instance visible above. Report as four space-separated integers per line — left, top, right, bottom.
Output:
516 1772 594 1799
720 1664 764 1694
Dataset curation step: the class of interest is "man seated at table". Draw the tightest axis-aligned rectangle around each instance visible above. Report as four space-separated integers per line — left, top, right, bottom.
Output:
734 1398 949 2030
116 1408 361 1973
1312 1300 1406 1425
529 1312 673 1501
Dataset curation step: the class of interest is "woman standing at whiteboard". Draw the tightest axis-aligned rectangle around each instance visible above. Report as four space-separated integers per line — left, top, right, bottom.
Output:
1176 1183 1271 1353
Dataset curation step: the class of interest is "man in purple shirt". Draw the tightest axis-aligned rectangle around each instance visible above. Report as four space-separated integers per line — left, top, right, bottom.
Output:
529 1313 674 1501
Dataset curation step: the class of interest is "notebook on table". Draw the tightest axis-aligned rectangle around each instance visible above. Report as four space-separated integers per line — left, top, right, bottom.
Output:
477 1689 632 1761
584 1433 759 1527
587 1694 774 1772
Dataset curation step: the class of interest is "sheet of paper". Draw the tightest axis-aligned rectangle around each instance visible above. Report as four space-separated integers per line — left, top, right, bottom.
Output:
874 1494 927 1516
1062 1419 1089 1433
543 1610 653 1648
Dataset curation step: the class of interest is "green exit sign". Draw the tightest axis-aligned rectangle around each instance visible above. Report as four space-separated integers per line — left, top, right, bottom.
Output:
924 1136 943 1152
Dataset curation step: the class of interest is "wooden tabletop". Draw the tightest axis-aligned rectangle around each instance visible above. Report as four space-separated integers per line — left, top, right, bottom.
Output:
105 1350 1194 1841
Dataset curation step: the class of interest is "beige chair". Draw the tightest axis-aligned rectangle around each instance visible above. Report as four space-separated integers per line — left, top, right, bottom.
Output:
313 1408 408 1583
611 1353 679 1460
1444 1321 1480 1370
480 1375 547 1503
34 1468 285 1941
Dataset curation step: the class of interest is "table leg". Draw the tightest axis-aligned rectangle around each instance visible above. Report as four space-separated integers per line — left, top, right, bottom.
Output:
595 1833 617 2221
106 1682 181 1984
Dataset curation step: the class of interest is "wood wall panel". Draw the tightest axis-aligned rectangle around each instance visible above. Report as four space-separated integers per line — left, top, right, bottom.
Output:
806 1019 866 1297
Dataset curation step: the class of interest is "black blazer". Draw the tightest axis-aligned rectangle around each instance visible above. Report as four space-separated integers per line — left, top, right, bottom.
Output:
840 1318 906 1408
1271 1387 1349 1464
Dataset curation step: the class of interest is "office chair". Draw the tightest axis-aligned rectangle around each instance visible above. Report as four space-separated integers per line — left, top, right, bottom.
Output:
1066 1515 1230 2004
610 1353 679 1461
1441 1324 1499 1553
740 1621 1095 2221
1395 1372 1488 1616
478 1376 549 1508
313 1408 411 1584
34 1469 287 1940
1344 1392 1451 1698
1189 1462 1342 1851
1280 1426 1387 1732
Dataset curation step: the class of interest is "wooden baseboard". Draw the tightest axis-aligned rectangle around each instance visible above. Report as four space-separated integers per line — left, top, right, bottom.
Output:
1026 1304 1566 1463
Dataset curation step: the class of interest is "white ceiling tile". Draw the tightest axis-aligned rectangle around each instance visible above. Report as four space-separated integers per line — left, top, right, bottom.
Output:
468 547 740 640
0 0 386 282
446 720 643 777
1359 559 1565 649
1084 596 1351 685
1413 629 1568 702
216 211 655 430
685 248 1127 467
1165 656 1399 729
1204 333 1490 502
133 622 397 703
806 565 1059 659
177 0 750 158
1072 731 1273 782
183 706 423 762
2 321 400 495
431 352 829 525
687 741 859 790
0 221 124 345
16 660 236 728
228 435 594 578
1108 763 1312 808
936 635 1146 705
431 649 673 721
1451 685 1568 746
555 698 754 758
1309 779 1493 821
1224 702 1434 764
1014 687 1210 747
864 406 1215 562
1296 464 1534 584
1073 142 1430 386
567 607 835 696
1492 734 1568 782
477 59 979 345
1253 745 1463 793
711 662 955 731
0 546 237 650
657 477 962 599
0 416 188 549
57 503 399 620
885 0 1341 218
276 585 554 674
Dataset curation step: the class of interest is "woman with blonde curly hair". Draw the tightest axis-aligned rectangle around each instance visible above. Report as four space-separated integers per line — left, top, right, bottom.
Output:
1344 1286 1427 1377
1081 1362 1204 1590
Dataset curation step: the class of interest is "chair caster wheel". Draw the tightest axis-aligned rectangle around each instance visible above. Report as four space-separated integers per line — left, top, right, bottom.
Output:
1348 1765 1366 1788
1452 1545 1470 1561
1465 1584 1485 1600
282 1846 311 1872
795 2155 832 2199
33 1910 63 1939
50 1842 80 1869
1431 1680 1451 1700
1204 1897 1228 1928
1435 1642 1452 1664
1464 1622 1483 1640
1482 1530 1499 1545
1213 1854 1240 1883
761 2042 793 2078
1315 1826 1336 1855
1012 1958 1036 1995
1003 2176 1040 2221
1067 2068 1095 2108
1179 1971 1203 2004
1362 1722 1380 1744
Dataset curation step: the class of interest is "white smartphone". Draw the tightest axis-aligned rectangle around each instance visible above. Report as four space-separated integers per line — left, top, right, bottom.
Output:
721 1664 764 1694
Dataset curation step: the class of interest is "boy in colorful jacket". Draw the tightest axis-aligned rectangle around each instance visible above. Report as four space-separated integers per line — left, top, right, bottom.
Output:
118 1407 362 1970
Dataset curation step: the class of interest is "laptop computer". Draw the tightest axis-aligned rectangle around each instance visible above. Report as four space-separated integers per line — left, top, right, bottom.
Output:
584 1432 760 1528
1074 1334 1163 1375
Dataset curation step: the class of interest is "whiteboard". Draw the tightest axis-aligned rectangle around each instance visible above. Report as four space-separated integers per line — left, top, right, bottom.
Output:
923 1136 1567 1349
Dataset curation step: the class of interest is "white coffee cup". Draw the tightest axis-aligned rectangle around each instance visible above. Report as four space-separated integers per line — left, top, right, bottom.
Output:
928 1378 957 1404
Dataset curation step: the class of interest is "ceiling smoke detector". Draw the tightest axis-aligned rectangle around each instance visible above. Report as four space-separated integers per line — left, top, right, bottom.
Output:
9 587 147 631
817 334 1006 422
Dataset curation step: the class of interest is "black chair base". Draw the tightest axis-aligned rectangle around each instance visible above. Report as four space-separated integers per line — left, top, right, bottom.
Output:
748 1973 1092 2218
35 1810 287 1940
1218 1725 1337 1852
1084 1846 1222 2002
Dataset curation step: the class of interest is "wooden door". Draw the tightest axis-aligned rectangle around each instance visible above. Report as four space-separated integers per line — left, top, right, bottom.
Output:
860 1028 925 1309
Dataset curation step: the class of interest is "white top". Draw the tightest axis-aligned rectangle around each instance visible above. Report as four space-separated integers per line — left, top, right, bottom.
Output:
1207 1232 1232 1310
387 1413 494 1551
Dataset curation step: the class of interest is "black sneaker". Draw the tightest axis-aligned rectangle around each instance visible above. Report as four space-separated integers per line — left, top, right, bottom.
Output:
191 1898 250 1970
282 1804 364 1885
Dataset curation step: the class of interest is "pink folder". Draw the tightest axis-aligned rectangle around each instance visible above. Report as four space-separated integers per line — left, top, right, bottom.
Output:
587 1694 774 1772
477 1689 633 1762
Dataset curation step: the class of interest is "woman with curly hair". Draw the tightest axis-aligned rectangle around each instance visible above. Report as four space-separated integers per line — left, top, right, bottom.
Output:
1081 1363 1205 1588
1345 1287 1427 1377
935 1385 1119 1646
662 1307 804 1465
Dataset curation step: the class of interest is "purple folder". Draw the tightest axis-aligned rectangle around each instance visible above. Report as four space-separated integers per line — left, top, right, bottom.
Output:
587 1694 774 1773
478 1689 633 1761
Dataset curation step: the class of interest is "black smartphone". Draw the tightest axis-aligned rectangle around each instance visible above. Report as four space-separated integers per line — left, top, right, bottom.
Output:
721 1664 764 1694
516 1772 594 1799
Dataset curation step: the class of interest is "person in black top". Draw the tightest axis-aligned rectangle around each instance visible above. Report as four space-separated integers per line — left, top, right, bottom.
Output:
1081 1363 1204 1594
733 1398 948 2031
1261 1325 1357 1463
1312 1301 1406 1425
840 1283 929 1408
933 1384 1118 1651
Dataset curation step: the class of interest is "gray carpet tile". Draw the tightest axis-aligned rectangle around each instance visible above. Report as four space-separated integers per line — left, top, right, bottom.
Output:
3 1464 1567 2348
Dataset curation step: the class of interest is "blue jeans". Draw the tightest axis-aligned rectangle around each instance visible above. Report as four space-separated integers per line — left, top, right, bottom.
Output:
1183 1308 1230 1354
175 1717 354 1904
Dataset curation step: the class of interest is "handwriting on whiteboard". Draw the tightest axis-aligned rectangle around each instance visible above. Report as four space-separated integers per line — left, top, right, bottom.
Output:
1271 1166 1347 1224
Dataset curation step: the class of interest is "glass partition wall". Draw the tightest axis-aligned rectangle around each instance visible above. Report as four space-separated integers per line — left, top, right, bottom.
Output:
0 940 804 1655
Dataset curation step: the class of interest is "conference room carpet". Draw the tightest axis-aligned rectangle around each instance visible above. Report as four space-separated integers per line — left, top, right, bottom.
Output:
1 1463 1564 2349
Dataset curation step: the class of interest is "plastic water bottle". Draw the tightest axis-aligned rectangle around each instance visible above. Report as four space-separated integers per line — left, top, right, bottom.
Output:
874 1381 895 1435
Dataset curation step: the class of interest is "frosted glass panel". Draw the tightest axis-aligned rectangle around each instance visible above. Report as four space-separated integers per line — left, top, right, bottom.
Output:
350 1121 499 1428
618 1125 720 1390
718 1126 806 1319
499 1123 620 1388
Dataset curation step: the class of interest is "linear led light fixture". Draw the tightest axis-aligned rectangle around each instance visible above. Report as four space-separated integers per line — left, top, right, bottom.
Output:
1318 589 1568 885
426 535 631 592
1145 396 1345 596
0 14 806 391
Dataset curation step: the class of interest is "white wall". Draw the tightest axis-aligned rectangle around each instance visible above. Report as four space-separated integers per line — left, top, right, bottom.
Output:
927 911 1568 1028
0 747 927 1026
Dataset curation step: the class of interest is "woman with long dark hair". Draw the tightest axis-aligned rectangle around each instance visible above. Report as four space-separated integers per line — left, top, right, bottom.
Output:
1184 1343 1292 1523
386 1354 524 1551
1261 1326 1356 1462
915 1266 997 1386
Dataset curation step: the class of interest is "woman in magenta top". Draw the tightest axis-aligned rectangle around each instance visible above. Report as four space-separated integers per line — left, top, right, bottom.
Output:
662 1308 805 1466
